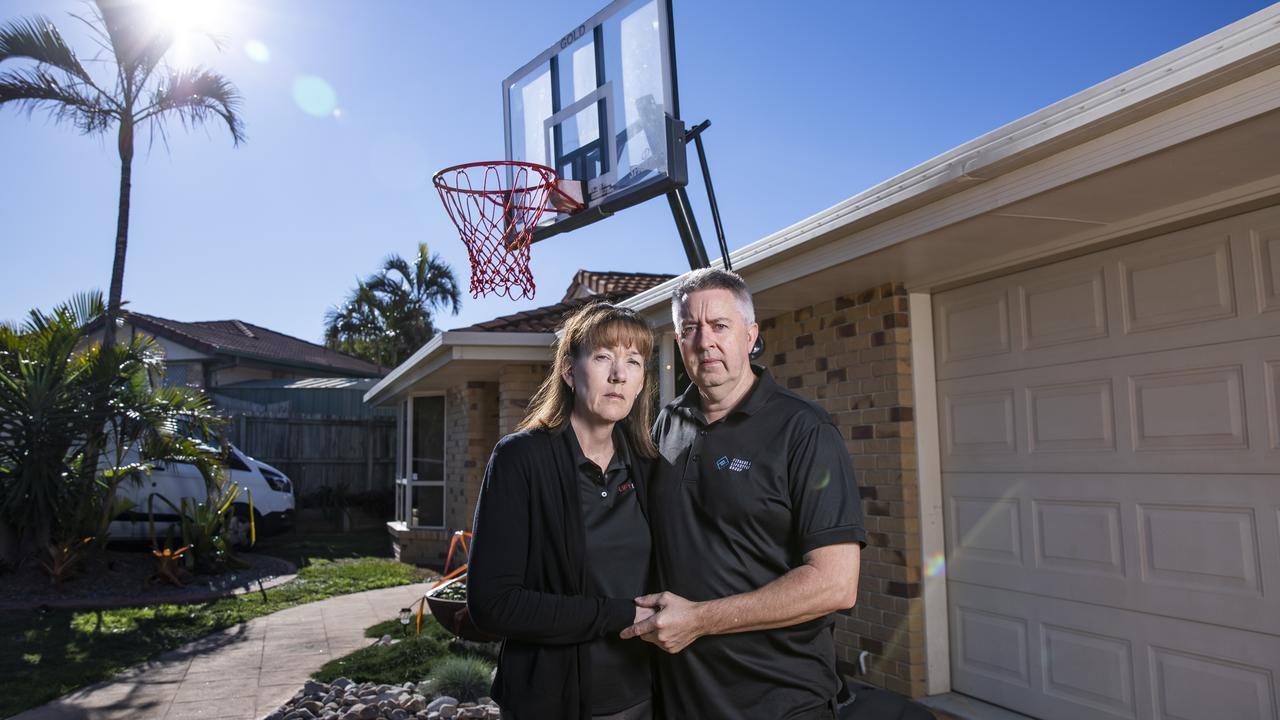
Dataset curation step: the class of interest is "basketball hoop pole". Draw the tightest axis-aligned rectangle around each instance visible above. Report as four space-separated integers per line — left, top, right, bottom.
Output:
666 118 761 358
685 120 732 272
664 120 730 274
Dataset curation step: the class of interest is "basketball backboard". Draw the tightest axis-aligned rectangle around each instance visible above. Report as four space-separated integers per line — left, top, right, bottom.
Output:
503 0 687 242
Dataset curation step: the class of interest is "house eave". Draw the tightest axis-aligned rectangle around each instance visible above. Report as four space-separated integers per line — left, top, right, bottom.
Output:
363 331 557 406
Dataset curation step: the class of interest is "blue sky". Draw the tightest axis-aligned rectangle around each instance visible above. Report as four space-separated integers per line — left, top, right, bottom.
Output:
1 0 1274 345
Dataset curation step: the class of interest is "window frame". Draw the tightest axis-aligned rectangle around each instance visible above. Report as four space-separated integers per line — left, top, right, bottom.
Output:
396 391 446 529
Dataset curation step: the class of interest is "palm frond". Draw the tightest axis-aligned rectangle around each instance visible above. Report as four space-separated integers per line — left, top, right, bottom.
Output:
139 67 244 145
93 0 155 77
0 66 116 133
0 16 93 84
66 291 106 329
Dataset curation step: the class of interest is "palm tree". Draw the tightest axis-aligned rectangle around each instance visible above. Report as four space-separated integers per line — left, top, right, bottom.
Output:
0 291 224 567
325 243 462 368
0 0 245 346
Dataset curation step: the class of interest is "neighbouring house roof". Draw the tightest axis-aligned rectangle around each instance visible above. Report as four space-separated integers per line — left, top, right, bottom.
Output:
560 270 675 302
116 312 384 377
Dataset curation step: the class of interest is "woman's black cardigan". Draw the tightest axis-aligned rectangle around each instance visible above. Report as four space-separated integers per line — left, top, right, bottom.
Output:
467 426 649 720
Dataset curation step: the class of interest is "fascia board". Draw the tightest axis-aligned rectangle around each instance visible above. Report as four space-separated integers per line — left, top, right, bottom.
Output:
364 332 556 406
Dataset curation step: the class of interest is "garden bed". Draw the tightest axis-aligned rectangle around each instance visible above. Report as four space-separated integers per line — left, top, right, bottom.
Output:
0 548 296 611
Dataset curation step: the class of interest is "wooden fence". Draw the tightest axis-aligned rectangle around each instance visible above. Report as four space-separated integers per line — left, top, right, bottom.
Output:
231 415 397 498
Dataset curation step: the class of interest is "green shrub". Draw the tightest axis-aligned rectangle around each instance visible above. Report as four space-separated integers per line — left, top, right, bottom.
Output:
423 656 493 702
312 633 449 685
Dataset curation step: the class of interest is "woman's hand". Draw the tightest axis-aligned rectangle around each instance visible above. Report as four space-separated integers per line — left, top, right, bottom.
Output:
633 603 656 626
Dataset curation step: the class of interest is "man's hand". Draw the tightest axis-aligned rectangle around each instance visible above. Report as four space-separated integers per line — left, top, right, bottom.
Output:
619 591 705 654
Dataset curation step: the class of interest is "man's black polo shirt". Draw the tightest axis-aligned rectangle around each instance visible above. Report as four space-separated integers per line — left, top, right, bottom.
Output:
650 366 866 720
564 428 652 715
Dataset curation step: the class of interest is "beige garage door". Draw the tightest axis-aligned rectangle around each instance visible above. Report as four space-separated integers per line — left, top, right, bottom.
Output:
933 205 1280 720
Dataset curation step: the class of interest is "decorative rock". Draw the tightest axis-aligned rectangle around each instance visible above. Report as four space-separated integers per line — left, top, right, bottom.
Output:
425 697 457 714
304 681 327 697
267 679 495 720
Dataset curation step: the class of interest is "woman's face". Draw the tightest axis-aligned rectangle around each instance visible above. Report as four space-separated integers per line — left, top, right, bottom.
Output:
563 343 646 426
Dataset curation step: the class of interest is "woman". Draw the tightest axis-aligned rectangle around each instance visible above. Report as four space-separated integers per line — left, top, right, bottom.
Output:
468 302 658 720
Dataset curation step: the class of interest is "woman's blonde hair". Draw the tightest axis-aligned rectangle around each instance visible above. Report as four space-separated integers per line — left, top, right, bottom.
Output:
516 302 658 459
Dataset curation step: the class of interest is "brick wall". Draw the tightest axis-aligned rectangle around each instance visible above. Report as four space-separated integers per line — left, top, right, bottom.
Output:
445 382 498 532
498 364 550 436
757 281 924 697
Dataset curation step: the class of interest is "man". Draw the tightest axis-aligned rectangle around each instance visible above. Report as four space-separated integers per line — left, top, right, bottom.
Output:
621 268 865 720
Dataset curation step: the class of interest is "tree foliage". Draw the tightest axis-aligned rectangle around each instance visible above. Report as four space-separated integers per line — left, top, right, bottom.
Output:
0 1 245 345
0 292 224 568
324 243 462 368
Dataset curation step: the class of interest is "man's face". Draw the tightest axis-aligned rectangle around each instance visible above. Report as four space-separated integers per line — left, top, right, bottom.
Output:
676 288 759 393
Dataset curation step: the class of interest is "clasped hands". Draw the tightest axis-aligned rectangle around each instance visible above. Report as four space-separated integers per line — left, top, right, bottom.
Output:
620 591 703 654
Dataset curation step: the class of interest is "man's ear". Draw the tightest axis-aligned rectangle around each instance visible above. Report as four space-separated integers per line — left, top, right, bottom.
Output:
747 321 759 349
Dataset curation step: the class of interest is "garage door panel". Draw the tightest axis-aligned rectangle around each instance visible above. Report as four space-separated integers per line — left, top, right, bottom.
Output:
944 471 1280 636
938 206 1280 718
938 336 1280 474
1250 220 1280 314
950 582 1280 720
1117 232 1235 334
936 206 1280 381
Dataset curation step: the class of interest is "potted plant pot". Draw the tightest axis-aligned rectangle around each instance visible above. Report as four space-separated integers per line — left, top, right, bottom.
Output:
425 574 500 642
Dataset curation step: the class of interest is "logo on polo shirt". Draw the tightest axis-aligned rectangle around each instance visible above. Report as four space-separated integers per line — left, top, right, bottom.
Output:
716 456 752 472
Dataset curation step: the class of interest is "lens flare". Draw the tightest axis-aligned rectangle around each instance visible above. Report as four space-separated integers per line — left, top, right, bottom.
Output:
293 76 337 117
244 39 270 63
924 552 946 578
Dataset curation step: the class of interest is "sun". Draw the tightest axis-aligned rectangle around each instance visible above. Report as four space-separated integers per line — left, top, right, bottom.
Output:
140 0 227 64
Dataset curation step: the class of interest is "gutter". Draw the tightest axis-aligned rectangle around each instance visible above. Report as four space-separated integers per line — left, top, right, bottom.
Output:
622 3 1280 316
363 331 557 406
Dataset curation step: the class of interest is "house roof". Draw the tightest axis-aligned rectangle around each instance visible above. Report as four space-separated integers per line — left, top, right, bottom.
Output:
453 294 625 333
561 270 676 302
454 270 675 333
120 312 384 377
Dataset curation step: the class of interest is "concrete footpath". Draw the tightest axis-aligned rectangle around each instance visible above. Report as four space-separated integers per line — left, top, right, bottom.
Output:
13 583 434 720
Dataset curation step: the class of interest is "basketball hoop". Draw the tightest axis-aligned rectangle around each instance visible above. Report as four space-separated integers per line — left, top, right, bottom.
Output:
432 161 583 300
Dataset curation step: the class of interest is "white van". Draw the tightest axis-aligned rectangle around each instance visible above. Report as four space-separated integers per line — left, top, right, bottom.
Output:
109 442 295 546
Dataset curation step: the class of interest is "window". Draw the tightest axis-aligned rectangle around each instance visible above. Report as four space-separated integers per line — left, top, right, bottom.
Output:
164 364 188 388
396 394 445 528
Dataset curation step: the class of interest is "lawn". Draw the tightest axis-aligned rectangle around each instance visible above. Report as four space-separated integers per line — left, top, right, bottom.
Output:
0 527 428 718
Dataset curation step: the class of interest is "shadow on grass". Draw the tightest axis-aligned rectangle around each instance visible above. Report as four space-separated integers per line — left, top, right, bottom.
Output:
0 604 252 718
251 526 392 568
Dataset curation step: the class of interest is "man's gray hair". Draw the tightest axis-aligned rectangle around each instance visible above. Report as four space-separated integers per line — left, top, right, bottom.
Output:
670 267 756 327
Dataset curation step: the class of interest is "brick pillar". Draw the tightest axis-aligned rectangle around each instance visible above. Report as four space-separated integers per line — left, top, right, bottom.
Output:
758 282 925 697
498 364 550 436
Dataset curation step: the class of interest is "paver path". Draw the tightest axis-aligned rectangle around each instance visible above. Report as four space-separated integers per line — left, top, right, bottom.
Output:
13 583 434 720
